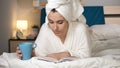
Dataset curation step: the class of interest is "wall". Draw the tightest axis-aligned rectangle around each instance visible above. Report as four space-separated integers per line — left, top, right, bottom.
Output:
39 0 120 6
17 0 40 35
0 0 17 55
85 0 120 6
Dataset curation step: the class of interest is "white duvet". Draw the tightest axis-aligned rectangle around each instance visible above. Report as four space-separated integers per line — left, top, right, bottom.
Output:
1 38 120 68
92 38 120 56
0 52 120 68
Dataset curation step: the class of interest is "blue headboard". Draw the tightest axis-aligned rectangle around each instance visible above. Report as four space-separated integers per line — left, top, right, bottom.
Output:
40 6 105 26
83 6 105 26
40 8 46 26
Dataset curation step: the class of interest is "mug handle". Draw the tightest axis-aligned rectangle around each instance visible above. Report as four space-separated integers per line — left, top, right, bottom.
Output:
33 43 37 49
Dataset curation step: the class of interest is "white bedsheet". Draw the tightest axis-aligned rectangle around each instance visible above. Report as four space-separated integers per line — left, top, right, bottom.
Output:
92 38 120 56
0 52 120 68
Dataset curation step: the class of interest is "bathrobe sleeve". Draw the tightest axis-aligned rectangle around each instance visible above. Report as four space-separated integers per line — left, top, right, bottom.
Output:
34 24 50 57
68 23 91 58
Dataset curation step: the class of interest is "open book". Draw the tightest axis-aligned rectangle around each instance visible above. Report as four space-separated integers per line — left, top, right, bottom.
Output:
37 57 79 63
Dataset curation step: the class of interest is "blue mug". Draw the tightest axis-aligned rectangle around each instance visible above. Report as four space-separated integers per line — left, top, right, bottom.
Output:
19 42 36 60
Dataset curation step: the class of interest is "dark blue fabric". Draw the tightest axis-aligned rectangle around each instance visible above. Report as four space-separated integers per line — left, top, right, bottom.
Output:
83 6 105 26
40 6 105 26
40 8 46 26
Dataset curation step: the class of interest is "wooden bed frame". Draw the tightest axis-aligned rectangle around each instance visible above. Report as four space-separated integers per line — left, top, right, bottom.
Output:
104 6 120 24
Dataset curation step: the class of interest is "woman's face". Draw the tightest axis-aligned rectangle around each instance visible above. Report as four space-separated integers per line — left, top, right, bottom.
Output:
48 11 69 37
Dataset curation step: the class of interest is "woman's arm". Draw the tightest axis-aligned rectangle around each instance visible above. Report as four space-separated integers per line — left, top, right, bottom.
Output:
68 24 91 58
46 51 71 60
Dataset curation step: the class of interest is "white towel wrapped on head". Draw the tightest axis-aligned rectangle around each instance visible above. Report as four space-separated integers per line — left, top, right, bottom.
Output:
45 0 84 23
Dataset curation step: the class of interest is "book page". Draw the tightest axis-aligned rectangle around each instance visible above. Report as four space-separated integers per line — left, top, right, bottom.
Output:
37 57 58 63
59 57 79 62
37 57 79 63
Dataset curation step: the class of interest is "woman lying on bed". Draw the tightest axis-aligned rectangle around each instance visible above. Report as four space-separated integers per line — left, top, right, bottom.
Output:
16 0 91 60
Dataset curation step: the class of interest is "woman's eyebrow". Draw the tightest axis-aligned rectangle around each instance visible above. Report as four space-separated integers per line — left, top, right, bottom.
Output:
57 20 64 22
48 18 53 21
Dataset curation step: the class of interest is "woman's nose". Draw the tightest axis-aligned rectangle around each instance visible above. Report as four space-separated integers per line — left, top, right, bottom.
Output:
53 24 58 30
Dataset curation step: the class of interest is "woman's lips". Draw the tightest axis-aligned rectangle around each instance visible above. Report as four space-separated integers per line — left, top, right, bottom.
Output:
54 31 59 34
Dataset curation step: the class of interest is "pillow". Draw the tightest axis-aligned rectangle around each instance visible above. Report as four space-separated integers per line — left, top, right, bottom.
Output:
90 24 120 40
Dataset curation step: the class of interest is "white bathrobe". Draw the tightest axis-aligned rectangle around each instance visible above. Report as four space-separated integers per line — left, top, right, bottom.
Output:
35 0 91 58
35 22 91 58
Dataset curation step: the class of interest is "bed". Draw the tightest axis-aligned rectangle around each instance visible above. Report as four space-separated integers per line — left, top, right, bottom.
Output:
0 6 120 68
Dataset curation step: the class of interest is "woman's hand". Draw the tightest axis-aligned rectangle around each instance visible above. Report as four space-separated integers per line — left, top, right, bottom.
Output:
46 51 71 60
16 46 22 59
16 47 36 59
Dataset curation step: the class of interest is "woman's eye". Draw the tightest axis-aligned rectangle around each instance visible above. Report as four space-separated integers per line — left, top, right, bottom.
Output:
58 20 64 24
